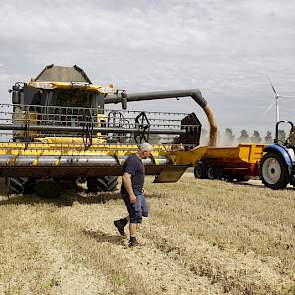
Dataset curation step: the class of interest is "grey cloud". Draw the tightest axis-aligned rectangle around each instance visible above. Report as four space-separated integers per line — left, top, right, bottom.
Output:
0 0 295 135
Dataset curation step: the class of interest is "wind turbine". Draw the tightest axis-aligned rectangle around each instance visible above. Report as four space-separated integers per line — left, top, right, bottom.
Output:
264 77 295 123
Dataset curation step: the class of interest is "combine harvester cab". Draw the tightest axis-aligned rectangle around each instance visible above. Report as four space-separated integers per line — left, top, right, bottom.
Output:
260 121 295 189
2 65 218 195
194 144 265 181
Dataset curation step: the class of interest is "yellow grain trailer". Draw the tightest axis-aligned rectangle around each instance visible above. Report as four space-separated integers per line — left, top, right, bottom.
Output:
193 144 265 181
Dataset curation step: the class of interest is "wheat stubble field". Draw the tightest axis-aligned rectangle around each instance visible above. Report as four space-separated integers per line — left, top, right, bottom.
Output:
0 174 294 295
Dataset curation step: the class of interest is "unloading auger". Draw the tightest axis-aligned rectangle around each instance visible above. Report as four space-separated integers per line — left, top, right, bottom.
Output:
0 65 217 194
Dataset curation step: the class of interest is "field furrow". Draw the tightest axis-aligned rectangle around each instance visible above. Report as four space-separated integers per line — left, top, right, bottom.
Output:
0 175 294 295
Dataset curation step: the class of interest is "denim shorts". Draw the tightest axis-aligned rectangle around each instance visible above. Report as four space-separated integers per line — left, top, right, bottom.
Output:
122 193 148 224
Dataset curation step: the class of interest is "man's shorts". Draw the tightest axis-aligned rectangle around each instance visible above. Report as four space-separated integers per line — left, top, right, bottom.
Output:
122 193 148 224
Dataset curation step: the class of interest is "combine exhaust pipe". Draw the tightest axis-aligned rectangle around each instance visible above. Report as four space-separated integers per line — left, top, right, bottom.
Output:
105 89 218 146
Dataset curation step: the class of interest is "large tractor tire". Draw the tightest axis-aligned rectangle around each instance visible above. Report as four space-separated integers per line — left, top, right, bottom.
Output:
87 176 118 193
261 152 289 190
7 177 36 195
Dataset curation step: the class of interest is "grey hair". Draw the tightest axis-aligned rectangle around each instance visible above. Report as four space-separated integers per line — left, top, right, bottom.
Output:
139 142 153 152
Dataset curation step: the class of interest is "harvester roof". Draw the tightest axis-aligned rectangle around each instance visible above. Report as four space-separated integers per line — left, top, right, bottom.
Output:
34 64 92 83
27 64 116 94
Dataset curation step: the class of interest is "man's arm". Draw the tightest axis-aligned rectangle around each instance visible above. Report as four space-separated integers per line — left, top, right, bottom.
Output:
122 172 137 204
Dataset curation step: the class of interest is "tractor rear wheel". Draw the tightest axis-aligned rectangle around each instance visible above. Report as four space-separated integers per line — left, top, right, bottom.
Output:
7 177 36 195
261 152 289 189
87 176 118 193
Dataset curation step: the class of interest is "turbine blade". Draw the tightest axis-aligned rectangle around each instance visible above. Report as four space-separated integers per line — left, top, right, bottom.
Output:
266 75 278 96
263 100 276 115
279 95 295 99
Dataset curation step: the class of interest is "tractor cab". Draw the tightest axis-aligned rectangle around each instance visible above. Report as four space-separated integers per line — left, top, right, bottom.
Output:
285 123 295 148
274 121 295 162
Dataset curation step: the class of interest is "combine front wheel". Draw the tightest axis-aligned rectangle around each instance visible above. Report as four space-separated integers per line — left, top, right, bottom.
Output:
7 177 35 195
87 176 118 193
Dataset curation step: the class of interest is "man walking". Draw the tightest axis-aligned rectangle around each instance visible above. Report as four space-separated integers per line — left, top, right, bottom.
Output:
114 142 153 247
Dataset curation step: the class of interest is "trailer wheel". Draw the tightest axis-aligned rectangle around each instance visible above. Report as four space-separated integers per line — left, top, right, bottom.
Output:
87 176 118 193
214 167 224 179
261 152 289 189
235 175 250 182
194 164 207 179
224 175 234 182
207 167 216 179
7 177 35 195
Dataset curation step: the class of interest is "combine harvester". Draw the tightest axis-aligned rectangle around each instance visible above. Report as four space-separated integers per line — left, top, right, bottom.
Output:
4 65 290 195
0 65 218 195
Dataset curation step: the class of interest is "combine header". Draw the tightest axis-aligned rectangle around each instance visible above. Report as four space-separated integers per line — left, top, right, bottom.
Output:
1 65 217 194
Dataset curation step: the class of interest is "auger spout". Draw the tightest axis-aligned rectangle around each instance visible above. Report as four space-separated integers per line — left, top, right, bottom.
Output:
105 89 217 146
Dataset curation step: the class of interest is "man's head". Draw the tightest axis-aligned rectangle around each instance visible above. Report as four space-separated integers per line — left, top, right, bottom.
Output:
137 142 153 159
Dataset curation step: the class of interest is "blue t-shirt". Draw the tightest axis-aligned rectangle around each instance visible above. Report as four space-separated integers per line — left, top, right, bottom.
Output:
121 154 145 194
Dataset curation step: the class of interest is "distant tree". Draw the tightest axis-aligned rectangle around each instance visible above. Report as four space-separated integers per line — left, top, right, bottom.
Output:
238 130 249 143
250 130 262 143
223 128 234 146
278 129 286 143
264 131 273 144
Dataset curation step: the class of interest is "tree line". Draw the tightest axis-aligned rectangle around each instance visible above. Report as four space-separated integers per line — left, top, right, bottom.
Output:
200 128 288 146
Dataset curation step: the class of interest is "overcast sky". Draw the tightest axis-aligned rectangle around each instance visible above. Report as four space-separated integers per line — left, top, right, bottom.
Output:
1 0 295 137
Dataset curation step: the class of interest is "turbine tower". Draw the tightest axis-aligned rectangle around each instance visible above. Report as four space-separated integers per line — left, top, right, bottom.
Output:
265 77 295 123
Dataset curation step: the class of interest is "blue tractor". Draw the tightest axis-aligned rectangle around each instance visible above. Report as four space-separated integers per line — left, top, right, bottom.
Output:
261 121 295 189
